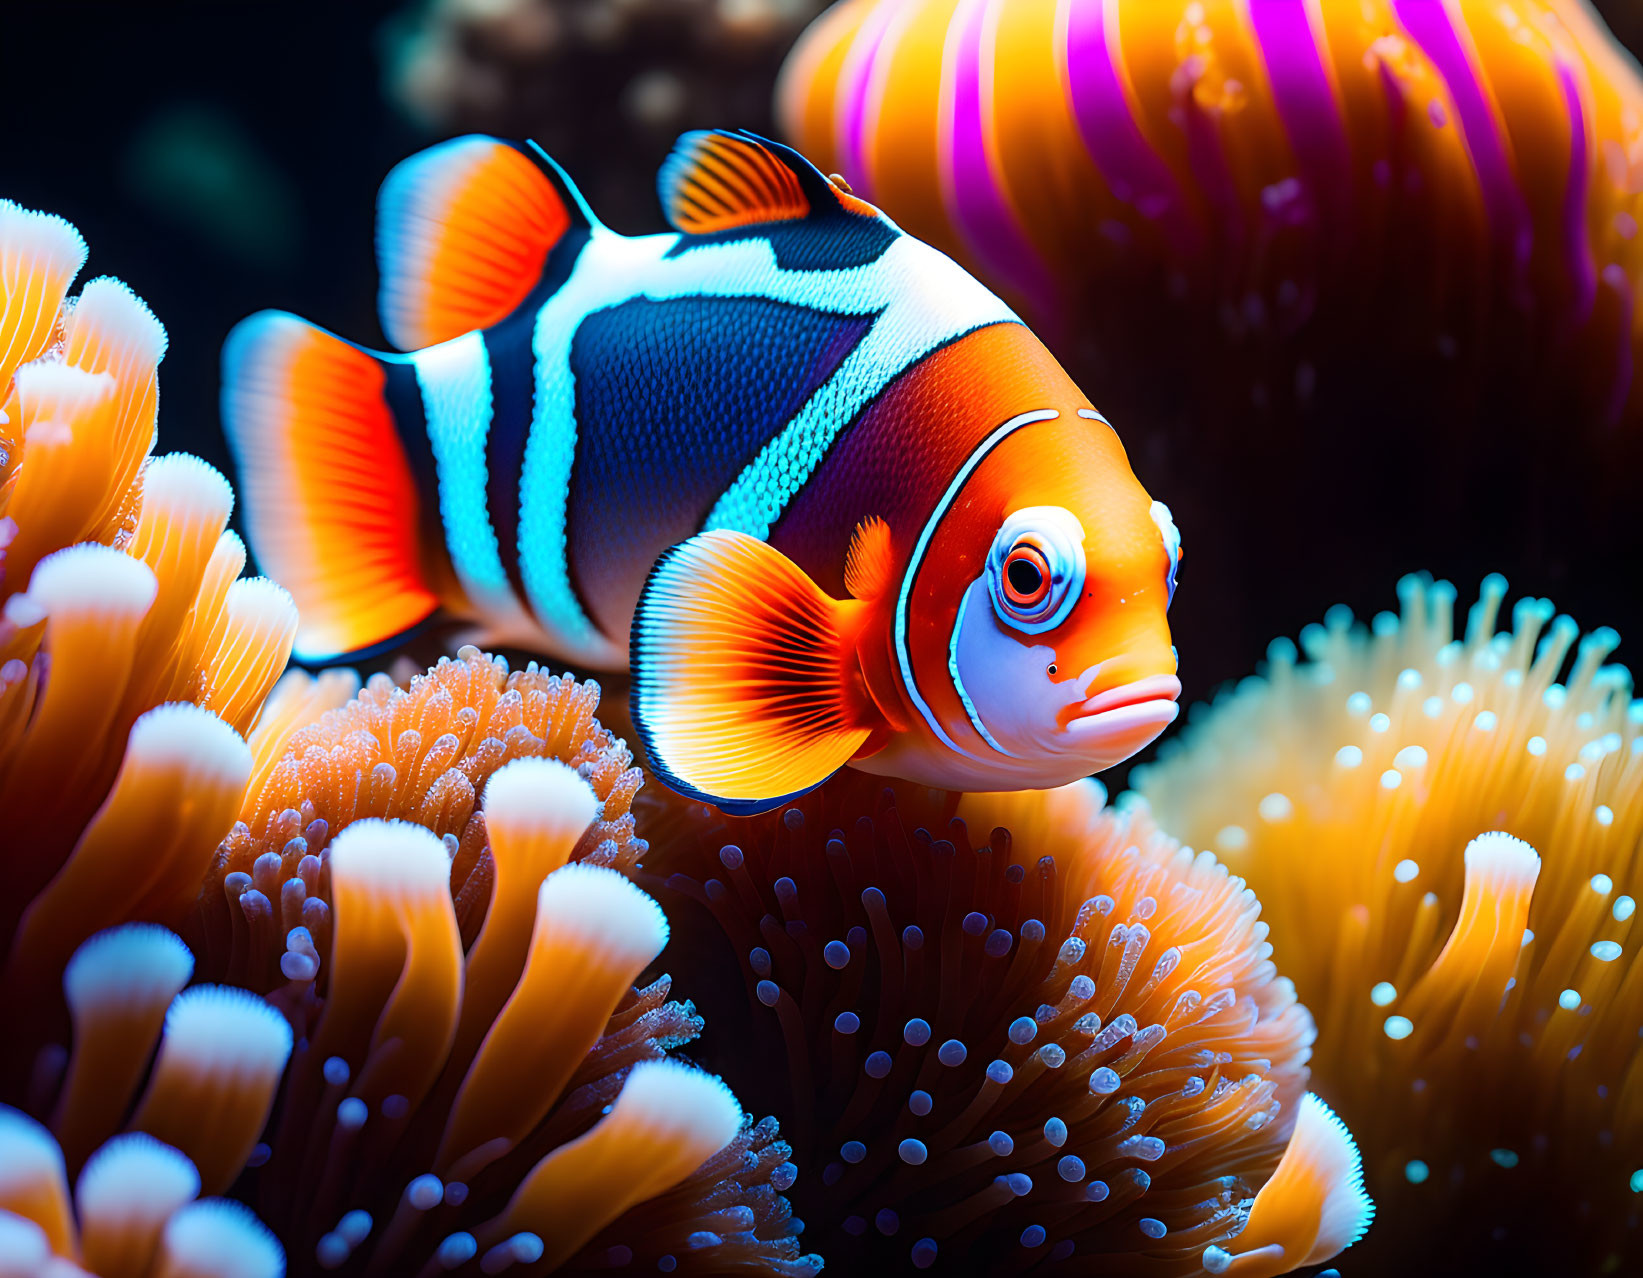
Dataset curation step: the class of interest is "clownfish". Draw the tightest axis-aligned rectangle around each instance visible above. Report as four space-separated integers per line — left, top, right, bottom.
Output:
221 129 1182 813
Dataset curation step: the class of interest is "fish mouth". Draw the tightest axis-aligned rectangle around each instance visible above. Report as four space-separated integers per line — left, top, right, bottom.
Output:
1061 674 1182 760
1072 673 1182 719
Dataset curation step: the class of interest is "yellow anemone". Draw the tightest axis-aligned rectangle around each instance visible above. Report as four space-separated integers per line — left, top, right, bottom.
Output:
1135 573 1641 1273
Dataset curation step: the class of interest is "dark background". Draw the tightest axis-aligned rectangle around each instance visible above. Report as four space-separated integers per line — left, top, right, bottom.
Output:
4 0 1640 743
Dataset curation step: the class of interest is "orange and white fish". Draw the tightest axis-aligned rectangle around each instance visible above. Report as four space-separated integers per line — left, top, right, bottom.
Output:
221 129 1182 812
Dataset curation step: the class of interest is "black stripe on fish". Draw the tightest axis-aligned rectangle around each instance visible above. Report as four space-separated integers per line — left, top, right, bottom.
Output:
381 358 450 588
483 226 592 623
563 294 878 638
663 216 898 272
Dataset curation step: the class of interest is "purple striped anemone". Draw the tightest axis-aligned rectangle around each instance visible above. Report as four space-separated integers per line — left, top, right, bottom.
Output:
782 0 1643 424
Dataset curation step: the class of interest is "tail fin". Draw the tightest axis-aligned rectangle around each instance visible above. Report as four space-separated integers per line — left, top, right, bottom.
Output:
221 312 437 661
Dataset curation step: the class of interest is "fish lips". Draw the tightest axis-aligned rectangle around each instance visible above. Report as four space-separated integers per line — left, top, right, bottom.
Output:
1061 673 1182 764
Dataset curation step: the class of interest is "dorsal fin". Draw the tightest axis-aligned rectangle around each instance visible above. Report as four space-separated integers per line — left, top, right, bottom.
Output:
658 129 882 237
843 516 895 601
375 135 587 351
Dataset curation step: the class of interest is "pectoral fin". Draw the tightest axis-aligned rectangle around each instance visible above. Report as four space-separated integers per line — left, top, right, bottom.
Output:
843 516 895 601
631 531 877 813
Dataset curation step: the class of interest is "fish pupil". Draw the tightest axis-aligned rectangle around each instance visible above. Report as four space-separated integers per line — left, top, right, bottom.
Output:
1008 556 1044 597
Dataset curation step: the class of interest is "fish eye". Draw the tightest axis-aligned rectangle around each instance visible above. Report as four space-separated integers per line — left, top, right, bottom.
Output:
1003 545 1050 605
986 507 1086 634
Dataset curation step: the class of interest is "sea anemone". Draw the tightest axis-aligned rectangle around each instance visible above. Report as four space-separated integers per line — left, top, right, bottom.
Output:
0 199 808 1276
194 646 647 991
10 761 817 1276
653 775 1371 1273
1134 573 1642 1272
0 204 295 746
5 922 291 1278
780 0 1643 426
776 0 1643 706
233 801 804 1277
184 652 817 1276
0 201 294 1045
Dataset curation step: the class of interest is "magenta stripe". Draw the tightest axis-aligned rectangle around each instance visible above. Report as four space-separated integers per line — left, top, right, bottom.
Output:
1063 0 1201 256
1248 0 1353 234
1556 58 1597 323
1394 0 1533 296
944 0 1057 317
834 0 899 202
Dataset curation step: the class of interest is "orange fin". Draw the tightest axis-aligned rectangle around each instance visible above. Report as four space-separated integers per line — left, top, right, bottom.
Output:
843 516 895 601
631 530 877 813
375 135 583 351
220 311 437 661
657 129 882 237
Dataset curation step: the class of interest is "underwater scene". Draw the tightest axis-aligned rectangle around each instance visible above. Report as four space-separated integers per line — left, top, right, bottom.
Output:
1 0 1641 1274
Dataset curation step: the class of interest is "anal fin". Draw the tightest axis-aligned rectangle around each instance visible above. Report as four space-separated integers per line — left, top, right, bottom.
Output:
631 531 877 813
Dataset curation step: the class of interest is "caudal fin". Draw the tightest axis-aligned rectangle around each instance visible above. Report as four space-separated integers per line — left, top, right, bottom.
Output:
221 312 437 661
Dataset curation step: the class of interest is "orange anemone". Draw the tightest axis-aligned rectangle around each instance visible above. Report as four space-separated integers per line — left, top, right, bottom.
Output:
193 646 647 990
649 776 1371 1274
0 200 294 1059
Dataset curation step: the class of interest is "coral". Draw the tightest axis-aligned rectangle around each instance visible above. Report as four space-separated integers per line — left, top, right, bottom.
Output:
0 201 294 1056
383 0 829 230
194 646 647 991
1135 573 1643 1273
652 775 1369 1273
188 654 816 1276
11 765 816 1276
